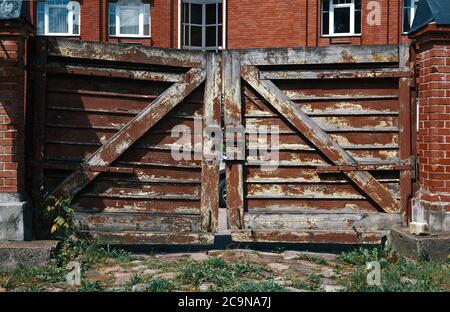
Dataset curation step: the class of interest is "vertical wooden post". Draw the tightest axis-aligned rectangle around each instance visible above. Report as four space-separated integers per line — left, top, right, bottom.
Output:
31 38 48 236
224 50 245 230
399 44 413 225
201 52 222 232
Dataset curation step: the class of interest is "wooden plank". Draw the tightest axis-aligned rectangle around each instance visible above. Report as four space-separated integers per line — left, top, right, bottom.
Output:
244 213 401 231
241 66 401 213
201 53 222 232
224 50 245 230
399 44 413 225
78 231 215 245
238 45 399 66
51 67 206 199
45 64 182 82
231 230 384 244
260 68 413 80
47 38 206 68
74 212 201 233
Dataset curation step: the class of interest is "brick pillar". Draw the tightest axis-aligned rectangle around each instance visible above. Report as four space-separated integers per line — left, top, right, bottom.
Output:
0 19 31 241
410 25 450 233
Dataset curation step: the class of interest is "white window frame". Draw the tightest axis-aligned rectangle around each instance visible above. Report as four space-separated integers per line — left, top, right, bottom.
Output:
109 1 151 38
403 0 420 34
39 1 80 36
322 0 361 37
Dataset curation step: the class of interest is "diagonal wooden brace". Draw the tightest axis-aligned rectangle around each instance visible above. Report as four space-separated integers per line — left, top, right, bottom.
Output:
241 66 400 213
52 67 206 199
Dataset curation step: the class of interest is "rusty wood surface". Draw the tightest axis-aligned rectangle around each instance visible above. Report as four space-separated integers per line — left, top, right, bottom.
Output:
74 212 201 233
231 230 384 244
399 44 414 225
46 38 205 68
241 66 401 213
51 67 206 199
200 53 221 232
244 213 401 231
79 231 215 245
260 68 413 80
224 50 245 230
45 64 182 82
238 45 399 66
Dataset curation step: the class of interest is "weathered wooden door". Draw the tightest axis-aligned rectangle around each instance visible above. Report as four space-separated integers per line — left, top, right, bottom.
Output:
31 38 221 244
224 45 415 244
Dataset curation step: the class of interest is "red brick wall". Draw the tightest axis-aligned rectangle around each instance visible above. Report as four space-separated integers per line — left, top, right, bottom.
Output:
28 0 178 48
0 20 29 194
26 0 410 49
411 25 450 231
227 0 410 49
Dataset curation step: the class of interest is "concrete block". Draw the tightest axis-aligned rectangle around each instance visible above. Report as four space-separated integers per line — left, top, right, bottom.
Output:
409 222 428 235
0 193 32 241
390 228 450 262
0 241 59 271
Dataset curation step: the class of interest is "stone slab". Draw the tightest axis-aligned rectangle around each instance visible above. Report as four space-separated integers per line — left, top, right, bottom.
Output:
0 240 59 271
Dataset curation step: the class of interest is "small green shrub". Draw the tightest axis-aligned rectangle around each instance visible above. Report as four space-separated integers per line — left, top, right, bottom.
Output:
296 253 328 265
77 280 104 292
145 279 176 292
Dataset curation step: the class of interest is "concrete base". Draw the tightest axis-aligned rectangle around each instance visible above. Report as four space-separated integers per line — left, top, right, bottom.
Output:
0 193 32 241
390 228 450 262
0 241 59 271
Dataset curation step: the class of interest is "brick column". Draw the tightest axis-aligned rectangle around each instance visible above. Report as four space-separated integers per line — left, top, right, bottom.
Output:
410 25 450 233
0 19 31 241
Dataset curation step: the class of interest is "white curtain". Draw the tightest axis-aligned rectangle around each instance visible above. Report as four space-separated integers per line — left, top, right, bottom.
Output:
48 6 69 33
119 7 140 35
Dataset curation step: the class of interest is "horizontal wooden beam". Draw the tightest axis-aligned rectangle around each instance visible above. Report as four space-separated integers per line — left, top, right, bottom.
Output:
46 64 182 82
231 230 384 244
46 38 206 68
238 45 399 66
260 68 413 80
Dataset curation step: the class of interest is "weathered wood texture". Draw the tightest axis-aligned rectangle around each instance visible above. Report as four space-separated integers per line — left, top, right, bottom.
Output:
228 44 415 243
31 38 219 244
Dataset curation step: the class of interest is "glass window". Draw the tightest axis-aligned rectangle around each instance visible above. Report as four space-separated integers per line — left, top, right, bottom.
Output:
109 0 151 37
403 0 420 33
37 0 80 36
322 0 361 36
182 0 223 51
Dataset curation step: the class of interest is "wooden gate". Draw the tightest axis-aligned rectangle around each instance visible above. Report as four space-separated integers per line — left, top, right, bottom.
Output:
224 45 415 244
30 38 221 244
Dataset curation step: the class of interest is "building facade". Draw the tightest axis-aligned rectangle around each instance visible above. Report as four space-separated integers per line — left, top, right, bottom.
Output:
27 0 419 49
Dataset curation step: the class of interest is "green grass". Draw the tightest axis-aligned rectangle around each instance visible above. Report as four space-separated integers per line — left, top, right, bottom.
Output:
178 257 266 290
145 279 176 292
336 248 450 292
229 281 287 292
77 280 105 292
1 265 66 291
291 273 324 291
296 253 328 265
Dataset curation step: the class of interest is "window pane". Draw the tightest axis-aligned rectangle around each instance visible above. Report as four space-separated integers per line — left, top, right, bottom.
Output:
403 7 411 32
183 3 189 23
190 25 202 47
322 12 329 35
119 7 140 35
355 0 361 10
218 25 222 46
184 25 190 46
109 4 116 35
355 10 361 34
206 26 217 47
218 4 222 23
323 0 330 12
206 4 216 25
334 7 350 33
191 3 202 24
37 2 45 34
144 4 150 36
48 7 68 33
